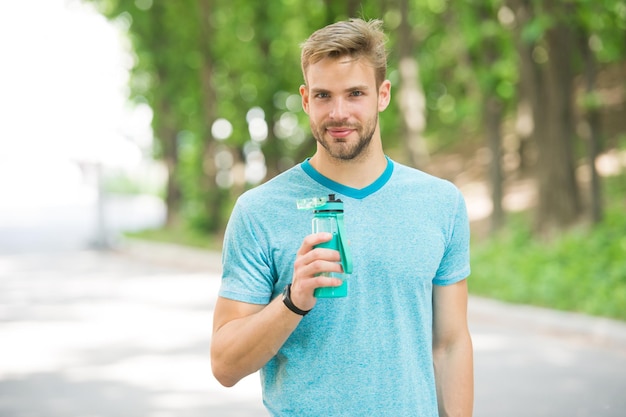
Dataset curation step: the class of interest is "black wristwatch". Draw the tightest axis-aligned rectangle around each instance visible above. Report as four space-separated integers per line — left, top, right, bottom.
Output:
282 284 311 316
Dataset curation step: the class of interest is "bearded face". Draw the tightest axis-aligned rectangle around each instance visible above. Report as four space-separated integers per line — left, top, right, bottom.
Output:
308 112 378 161
301 57 390 163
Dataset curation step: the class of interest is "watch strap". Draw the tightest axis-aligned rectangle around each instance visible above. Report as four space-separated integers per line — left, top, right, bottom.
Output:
282 284 311 316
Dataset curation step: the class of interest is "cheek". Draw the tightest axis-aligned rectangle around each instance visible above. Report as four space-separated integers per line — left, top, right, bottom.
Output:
307 107 327 123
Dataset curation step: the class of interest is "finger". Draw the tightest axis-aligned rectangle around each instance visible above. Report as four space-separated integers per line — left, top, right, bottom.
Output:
303 258 343 278
297 232 333 256
293 248 340 278
291 265 343 304
310 247 341 262
311 275 343 289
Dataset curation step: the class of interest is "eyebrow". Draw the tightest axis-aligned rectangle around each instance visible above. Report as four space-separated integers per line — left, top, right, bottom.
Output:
310 85 370 95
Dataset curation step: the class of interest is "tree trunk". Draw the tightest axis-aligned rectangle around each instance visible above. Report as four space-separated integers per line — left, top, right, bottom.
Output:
477 3 505 233
397 0 428 169
534 2 581 233
140 2 182 227
485 96 505 232
156 99 182 227
197 0 224 232
152 3 178 227
507 0 582 235
255 2 281 181
579 25 604 223
508 0 537 175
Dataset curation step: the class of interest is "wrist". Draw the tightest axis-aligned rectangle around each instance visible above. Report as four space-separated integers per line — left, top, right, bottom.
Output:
282 284 312 316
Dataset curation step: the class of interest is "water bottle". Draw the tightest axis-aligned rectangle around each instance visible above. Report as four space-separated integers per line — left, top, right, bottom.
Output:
297 194 353 298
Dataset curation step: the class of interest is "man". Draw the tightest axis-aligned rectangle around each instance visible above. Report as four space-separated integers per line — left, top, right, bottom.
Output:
211 18 473 416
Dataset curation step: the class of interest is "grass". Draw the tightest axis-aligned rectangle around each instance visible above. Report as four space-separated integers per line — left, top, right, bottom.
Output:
469 175 626 321
125 223 223 251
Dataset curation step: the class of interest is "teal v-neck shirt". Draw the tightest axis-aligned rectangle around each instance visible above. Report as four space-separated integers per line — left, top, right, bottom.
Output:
219 158 470 416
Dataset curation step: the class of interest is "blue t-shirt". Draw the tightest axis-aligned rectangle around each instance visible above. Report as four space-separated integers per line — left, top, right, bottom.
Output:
219 158 470 416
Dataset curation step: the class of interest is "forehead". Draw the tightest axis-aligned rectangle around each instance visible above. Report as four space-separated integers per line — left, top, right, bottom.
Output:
305 56 377 90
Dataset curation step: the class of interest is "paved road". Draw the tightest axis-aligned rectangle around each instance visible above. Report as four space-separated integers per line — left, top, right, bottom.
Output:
470 299 626 416
1 243 625 417
0 248 267 417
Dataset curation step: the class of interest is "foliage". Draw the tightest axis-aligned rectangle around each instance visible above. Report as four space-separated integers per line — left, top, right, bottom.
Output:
469 174 626 321
84 0 626 237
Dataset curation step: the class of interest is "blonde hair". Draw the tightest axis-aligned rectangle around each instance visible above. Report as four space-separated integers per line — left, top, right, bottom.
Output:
300 18 388 87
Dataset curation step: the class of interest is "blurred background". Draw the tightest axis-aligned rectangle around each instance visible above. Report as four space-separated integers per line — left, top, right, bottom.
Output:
3 0 621 316
0 0 625 416
0 0 164 253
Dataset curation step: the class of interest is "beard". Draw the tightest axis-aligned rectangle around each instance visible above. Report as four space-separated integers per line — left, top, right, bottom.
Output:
310 115 378 161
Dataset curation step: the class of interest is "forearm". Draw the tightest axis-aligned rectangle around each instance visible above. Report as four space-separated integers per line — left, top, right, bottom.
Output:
211 296 302 387
211 233 342 387
433 331 474 417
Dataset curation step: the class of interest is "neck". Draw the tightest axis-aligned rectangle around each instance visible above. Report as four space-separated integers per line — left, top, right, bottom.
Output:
309 143 388 189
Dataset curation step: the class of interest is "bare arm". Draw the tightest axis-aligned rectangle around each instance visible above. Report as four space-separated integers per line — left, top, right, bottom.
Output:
210 296 301 387
432 279 474 417
210 232 343 387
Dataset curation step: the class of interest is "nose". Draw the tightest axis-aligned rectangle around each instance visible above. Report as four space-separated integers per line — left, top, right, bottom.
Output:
329 98 348 120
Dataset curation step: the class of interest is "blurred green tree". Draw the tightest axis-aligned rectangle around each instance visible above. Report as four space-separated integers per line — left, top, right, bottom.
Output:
506 0 626 234
85 0 625 237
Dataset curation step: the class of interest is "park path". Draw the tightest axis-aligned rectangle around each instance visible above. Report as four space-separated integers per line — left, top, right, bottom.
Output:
1 243 625 416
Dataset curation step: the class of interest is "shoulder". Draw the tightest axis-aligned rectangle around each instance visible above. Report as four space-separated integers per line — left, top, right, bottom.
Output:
228 163 318 231
235 164 309 208
390 160 462 198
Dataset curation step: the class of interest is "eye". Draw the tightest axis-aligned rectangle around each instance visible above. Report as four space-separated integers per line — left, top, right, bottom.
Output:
350 90 364 97
315 92 330 99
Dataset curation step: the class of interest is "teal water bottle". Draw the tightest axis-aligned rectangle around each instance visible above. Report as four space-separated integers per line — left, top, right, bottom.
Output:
303 194 353 298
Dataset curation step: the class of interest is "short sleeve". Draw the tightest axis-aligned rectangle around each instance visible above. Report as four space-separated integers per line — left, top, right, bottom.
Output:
433 190 471 286
218 200 275 304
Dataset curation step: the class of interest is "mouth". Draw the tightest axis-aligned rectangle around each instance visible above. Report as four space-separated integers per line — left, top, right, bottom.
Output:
326 127 355 139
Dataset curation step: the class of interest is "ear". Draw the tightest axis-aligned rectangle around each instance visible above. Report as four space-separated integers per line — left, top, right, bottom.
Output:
300 84 310 114
377 80 391 112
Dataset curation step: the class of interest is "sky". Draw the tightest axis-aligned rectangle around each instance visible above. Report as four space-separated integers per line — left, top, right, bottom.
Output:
0 0 151 210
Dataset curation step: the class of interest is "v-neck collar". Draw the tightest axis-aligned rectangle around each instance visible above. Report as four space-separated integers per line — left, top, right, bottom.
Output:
300 156 394 200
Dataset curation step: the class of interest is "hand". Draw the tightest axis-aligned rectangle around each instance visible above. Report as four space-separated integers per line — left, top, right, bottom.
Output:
290 232 344 311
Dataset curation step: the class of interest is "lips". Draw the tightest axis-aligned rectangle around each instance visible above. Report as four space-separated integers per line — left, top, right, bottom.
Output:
326 127 355 138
